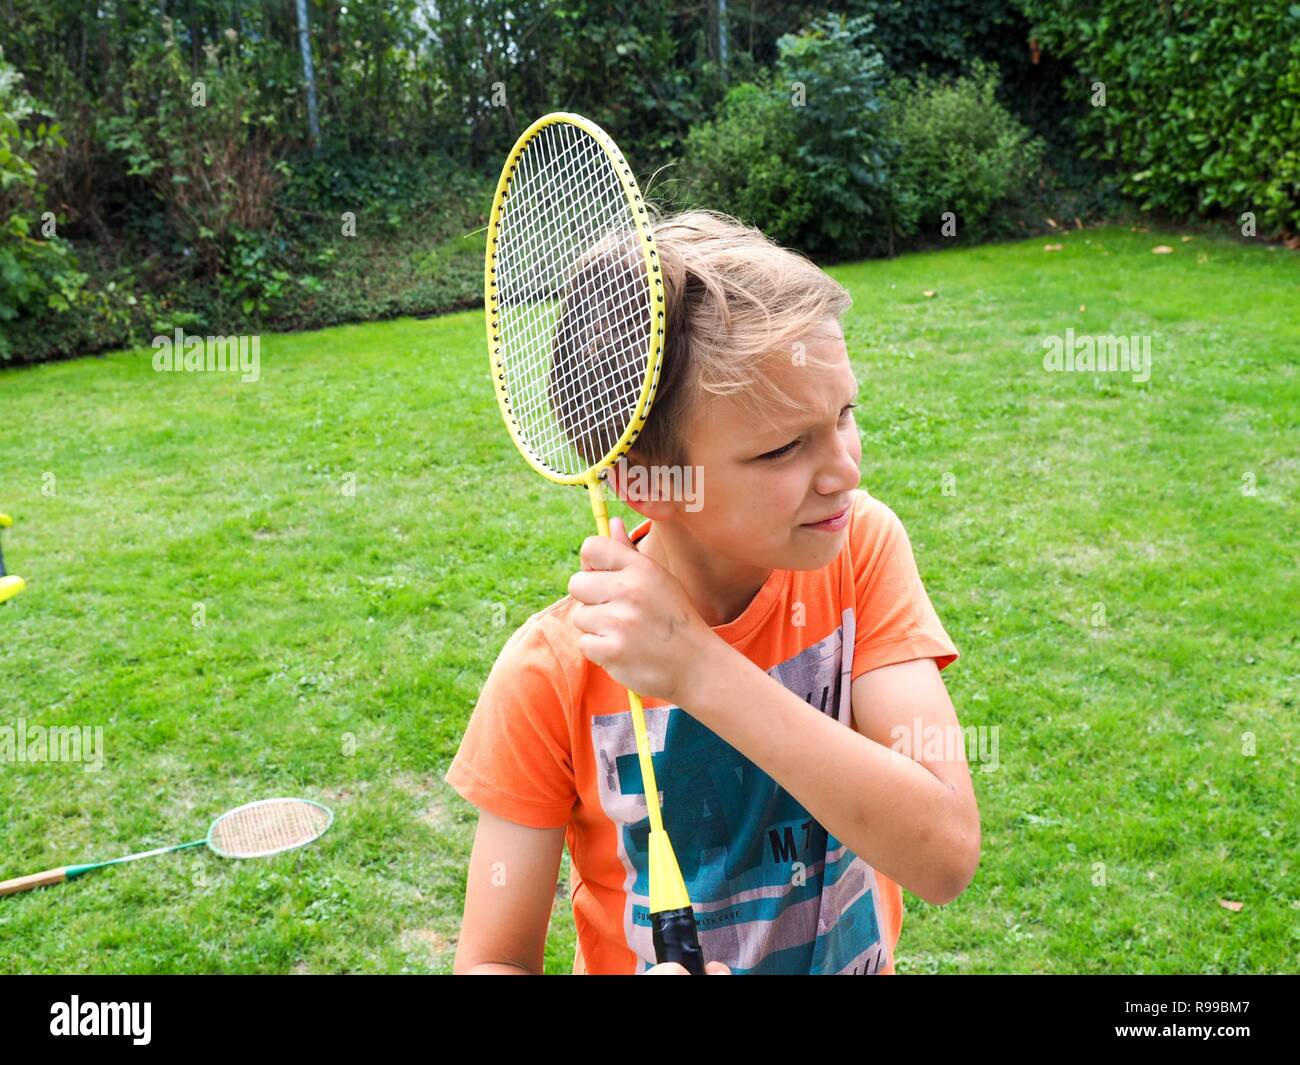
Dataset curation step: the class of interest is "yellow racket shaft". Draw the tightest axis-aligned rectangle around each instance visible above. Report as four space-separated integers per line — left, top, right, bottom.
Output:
585 476 693 915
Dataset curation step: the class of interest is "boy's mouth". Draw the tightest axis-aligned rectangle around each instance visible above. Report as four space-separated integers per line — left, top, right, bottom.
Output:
800 503 851 531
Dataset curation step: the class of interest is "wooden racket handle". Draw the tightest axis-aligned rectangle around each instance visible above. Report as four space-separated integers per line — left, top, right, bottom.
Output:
0 868 69 896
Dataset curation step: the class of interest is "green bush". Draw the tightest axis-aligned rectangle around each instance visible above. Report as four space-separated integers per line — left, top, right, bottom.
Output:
100 18 286 277
1018 0 1300 235
677 80 813 249
0 48 86 361
680 31 1047 255
680 14 893 259
886 62 1046 244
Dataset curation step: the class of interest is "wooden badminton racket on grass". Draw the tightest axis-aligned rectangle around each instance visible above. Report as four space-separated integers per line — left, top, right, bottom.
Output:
484 112 705 974
0 797 333 896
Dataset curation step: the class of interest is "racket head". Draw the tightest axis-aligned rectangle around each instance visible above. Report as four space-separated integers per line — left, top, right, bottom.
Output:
206 797 334 859
485 112 665 486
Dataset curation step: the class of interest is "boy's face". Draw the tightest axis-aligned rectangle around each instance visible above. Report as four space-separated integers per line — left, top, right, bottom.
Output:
630 320 862 573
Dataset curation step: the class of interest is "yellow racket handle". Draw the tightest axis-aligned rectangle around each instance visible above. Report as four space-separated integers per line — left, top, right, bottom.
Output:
585 476 704 972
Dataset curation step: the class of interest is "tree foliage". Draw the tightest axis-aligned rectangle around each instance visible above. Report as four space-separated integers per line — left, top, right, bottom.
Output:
1018 0 1300 234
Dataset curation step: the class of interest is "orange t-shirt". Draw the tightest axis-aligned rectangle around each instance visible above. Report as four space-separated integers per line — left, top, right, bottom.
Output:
445 488 959 974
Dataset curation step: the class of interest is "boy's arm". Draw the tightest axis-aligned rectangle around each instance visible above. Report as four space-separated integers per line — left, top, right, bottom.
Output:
681 641 979 906
849 657 980 900
453 808 567 975
567 518 977 905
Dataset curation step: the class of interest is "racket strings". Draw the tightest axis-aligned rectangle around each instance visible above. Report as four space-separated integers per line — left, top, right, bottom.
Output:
209 799 332 858
548 237 648 465
499 125 600 447
496 125 582 413
553 229 650 428
508 124 640 464
546 247 649 470
493 121 653 477
547 234 649 466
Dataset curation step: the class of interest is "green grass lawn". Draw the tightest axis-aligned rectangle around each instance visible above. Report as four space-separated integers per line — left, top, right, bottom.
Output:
0 225 1296 974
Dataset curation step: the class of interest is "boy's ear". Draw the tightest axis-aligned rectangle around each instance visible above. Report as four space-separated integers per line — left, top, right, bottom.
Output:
605 448 678 524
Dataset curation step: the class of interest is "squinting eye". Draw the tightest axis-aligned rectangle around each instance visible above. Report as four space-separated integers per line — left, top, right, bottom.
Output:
759 405 856 460
760 439 799 460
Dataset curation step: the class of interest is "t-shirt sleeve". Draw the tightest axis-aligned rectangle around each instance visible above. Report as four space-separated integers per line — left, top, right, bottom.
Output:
850 493 959 679
443 620 578 829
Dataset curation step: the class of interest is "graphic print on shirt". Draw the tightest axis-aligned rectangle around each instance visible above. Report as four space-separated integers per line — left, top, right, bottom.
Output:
589 607 893 974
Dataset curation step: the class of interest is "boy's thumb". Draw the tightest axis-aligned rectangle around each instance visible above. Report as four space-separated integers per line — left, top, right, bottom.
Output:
610 516 633 545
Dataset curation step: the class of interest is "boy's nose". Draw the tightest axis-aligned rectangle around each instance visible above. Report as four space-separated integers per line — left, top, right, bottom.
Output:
813 436 861 497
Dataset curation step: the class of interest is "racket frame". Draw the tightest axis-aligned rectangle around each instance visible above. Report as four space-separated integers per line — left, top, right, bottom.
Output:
206 796 335 858
484 111 666 488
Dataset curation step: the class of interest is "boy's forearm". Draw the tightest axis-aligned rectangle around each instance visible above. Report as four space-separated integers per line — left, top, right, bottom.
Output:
461 961 536 975
678 638 969 905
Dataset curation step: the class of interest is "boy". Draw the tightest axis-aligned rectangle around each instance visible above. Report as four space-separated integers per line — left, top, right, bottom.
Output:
446 210 980 974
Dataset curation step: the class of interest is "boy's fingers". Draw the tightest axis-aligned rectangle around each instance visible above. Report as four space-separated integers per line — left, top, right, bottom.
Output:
570 602 600 633
566 574 621 608
567 571 613 605
610 516 634 546
642 960 729 975
643 962 690 975
580 533 638 572
576 631 614 669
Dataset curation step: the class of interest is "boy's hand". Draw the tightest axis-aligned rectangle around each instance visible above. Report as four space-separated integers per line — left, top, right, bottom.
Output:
644 961 733 975
568 516 718 706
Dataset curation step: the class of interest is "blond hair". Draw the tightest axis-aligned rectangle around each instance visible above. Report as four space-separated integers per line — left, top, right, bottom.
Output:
549 208 852 469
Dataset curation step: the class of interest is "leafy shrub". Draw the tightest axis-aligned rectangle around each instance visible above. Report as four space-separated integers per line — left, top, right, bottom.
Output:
1018 0 1300 235
676 80 813 248
0 48 86 360
886 62 1046 244
218 227 293 320
681 14 893 259
847 0 1078 143
99 18 286 277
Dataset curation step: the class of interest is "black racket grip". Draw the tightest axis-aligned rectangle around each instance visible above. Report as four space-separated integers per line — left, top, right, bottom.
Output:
652 907 706 975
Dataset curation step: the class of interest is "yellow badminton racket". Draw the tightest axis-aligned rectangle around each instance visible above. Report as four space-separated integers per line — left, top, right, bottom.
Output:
485 112 705 974
0 512 24 605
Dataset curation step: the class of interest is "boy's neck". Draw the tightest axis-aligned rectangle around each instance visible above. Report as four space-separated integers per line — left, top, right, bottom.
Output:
636 523 772 629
